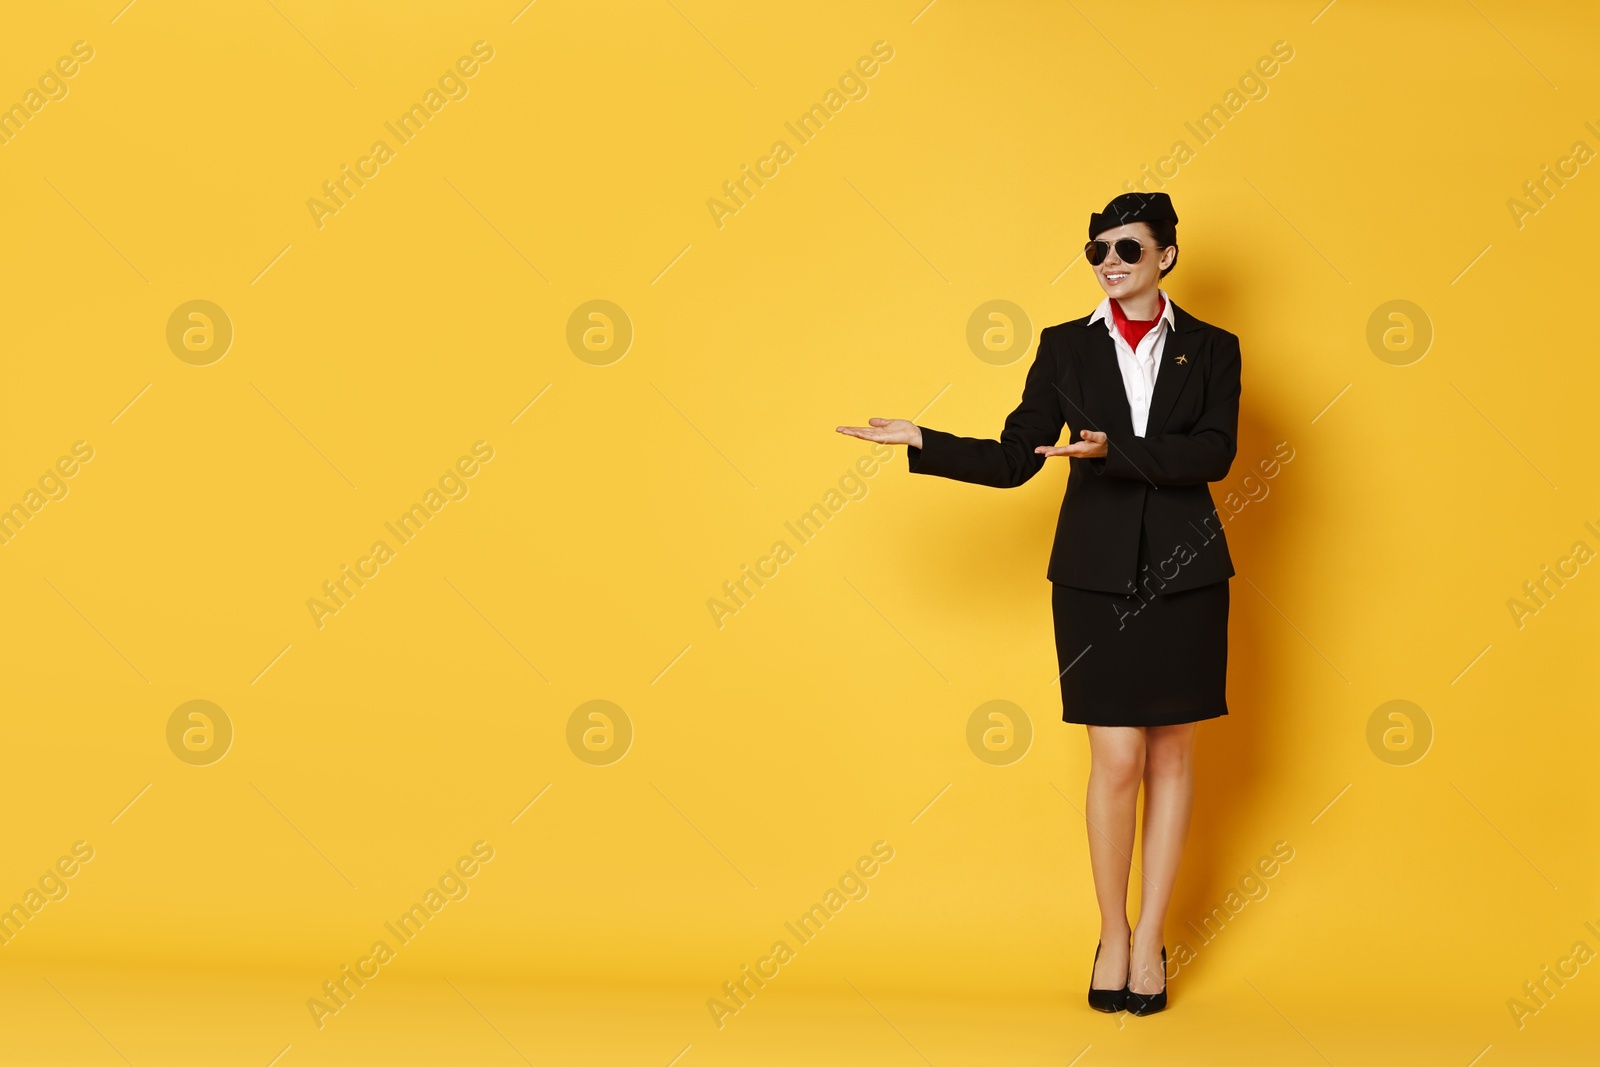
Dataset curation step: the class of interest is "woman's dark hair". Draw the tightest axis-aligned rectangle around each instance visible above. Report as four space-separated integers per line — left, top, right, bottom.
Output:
1144 220 1178 278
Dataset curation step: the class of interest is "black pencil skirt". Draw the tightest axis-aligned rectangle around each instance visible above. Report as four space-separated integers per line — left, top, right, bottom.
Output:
1051 575 1230 728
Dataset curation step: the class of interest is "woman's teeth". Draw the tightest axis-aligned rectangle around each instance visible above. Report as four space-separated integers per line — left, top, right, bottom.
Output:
1106 271 1129 284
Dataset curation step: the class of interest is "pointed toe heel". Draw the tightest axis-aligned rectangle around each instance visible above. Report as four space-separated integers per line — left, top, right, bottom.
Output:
1125 945 1168 1016
1086 940 1127 1013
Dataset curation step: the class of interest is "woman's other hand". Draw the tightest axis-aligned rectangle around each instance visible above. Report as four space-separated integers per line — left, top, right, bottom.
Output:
836 418 923 450
1036 428 1107 459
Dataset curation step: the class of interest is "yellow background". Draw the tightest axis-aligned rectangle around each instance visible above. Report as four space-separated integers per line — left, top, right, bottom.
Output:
1 0 1596 1063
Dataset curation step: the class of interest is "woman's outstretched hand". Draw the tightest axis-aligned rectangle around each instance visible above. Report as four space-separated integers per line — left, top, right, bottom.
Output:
836 418 923 450
1036 428 1108 459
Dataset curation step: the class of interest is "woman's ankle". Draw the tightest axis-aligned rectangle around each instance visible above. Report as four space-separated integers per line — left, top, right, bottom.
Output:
1131 923 1164 947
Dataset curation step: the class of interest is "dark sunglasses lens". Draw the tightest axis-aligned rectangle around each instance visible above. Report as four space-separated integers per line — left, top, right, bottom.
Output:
1115 239 1144 263
1085 240 1108 265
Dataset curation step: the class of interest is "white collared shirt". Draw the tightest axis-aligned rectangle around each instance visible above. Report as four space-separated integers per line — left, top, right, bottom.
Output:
1087 291 1175 437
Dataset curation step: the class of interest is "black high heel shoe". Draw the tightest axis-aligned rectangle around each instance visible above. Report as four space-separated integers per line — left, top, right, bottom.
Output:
1087 940 1127 1013
1125 945 1168 1015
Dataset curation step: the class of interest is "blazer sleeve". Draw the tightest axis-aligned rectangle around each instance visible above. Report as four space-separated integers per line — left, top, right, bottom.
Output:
1094 330 1241 486
905 329 1066 488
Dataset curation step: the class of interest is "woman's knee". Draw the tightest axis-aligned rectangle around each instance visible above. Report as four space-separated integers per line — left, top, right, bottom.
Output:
1089 732 1145 786
1144 727 1195 777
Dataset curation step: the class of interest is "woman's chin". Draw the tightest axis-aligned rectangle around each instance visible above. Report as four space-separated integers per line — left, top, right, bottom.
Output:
1104 283 1153 302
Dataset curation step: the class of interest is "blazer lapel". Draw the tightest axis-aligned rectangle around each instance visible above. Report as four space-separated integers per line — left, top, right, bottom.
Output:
1078 322 1137 437
1144 301 1206 435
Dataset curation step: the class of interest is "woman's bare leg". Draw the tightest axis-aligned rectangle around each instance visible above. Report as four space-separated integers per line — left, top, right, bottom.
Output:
1129 722 1197 994
1085 724 1146 990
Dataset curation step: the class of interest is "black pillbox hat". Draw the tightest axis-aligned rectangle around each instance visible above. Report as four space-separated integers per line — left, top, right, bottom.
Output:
1089 191 1179 240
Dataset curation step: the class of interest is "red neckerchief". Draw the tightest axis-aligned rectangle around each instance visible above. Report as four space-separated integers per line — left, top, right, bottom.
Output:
1109 292 1165 349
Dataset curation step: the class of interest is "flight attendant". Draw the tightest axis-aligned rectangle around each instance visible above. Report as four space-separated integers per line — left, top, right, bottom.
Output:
837 192 1241 1016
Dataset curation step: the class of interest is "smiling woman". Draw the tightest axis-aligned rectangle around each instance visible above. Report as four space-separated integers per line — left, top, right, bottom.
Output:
837 189 1245 1017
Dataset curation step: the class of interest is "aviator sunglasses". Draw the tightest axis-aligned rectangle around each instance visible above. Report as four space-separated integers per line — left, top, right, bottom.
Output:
1084 238 1167 266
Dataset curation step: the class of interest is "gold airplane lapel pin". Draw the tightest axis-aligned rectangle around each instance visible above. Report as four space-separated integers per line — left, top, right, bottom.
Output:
1175 353 1188 365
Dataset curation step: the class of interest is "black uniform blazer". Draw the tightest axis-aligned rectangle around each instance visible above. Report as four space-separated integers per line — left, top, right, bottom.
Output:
906 300 1241 596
